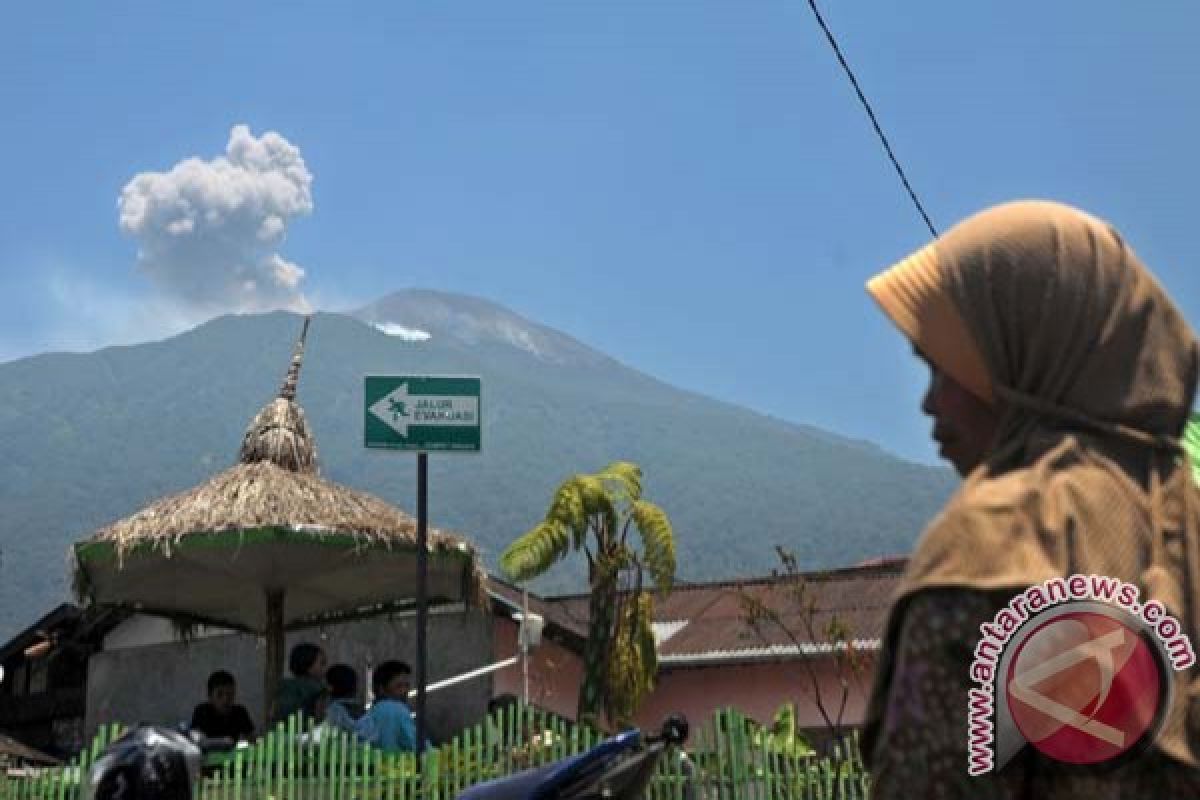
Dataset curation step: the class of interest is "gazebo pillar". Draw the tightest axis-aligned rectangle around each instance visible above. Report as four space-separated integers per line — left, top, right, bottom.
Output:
264 589 285 727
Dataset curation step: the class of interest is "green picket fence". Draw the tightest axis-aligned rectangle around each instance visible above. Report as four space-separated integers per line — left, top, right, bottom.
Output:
0 706 869 800
0 719 121 800
686 710 870 800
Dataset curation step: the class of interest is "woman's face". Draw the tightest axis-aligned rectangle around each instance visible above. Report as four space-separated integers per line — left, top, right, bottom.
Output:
920 360 1001 476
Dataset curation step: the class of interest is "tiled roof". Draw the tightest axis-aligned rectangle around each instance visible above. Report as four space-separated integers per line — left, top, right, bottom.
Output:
0 733 61 766
487 577 588 642
651 620 689 645
658 638 882 665
489 559 905 666
0 604 127 666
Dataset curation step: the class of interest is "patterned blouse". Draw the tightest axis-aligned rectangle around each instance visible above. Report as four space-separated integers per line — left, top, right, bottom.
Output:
868 589 1200 799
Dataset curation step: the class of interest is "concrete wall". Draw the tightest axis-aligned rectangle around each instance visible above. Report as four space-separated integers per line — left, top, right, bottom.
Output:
492 617 582 719
86 606 493 745
635 656 879 733
494 616 878 735
102 615 228 650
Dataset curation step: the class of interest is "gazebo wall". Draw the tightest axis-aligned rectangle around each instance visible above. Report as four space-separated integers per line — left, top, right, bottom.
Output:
85 606 493 745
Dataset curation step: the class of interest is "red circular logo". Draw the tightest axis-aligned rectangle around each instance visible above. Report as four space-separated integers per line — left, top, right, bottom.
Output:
1005 611 1163 765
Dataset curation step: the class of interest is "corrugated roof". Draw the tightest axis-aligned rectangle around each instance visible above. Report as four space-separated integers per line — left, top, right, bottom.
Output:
0 733 61 765
658 638 882 665
651 620 689 645
487 577 588 642
489 559 905 665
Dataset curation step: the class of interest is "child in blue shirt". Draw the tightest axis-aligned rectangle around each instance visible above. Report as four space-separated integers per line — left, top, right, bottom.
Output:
355 660 430 753
324 664 364 734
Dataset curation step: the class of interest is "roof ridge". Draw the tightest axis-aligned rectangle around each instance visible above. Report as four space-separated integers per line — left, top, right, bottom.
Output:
530 561 906 601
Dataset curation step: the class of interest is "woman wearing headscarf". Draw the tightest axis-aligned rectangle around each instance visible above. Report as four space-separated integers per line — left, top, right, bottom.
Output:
862 200 1200 797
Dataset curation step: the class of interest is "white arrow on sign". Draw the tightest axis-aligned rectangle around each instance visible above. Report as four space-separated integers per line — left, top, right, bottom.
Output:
368 382 479 438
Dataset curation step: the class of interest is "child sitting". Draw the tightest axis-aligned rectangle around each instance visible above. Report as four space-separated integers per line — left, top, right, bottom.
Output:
324 664 364 733
190 671 255 742
355 661 429 753
272 643 327 726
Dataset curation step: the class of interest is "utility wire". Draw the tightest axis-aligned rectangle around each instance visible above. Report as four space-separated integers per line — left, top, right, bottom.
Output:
803 0 939 238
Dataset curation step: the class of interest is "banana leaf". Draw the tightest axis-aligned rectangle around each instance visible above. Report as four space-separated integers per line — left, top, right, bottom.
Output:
1187 413 1200 484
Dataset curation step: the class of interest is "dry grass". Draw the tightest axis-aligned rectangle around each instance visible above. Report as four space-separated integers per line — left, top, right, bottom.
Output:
237 397 319 474
85 460 467 552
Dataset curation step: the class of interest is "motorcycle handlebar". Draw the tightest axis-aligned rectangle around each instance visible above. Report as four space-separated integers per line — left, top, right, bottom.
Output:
644 713 689 748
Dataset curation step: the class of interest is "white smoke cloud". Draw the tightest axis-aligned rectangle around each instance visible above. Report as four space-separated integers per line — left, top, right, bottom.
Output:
118 125 314 313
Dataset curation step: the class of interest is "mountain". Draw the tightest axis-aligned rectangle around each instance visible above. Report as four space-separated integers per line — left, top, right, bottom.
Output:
0 290 954 638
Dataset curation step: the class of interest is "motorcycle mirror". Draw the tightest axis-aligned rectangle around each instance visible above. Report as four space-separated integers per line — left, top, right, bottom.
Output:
660 714 689 746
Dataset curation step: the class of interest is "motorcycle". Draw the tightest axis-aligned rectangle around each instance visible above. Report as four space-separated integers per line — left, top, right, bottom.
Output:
85 726 204 800
87 715 690 800
457 714 689 800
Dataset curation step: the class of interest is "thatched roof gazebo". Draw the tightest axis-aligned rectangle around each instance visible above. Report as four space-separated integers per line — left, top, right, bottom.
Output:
73 317 484 721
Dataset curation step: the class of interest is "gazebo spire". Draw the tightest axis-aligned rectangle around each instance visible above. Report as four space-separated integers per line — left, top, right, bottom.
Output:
279 315 311 402
237 315 319 474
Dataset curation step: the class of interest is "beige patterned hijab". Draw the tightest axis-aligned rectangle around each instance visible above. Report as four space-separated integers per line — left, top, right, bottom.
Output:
864 200 1200 766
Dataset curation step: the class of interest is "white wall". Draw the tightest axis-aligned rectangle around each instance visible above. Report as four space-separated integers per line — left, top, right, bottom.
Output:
103 615 230 651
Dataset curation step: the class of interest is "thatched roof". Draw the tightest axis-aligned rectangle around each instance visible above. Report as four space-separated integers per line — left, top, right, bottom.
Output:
83 460 467 554
83 460 463 554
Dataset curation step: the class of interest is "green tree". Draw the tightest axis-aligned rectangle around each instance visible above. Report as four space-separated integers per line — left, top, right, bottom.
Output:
738 547 868 747
1186 412 1199 484
500 462 676 724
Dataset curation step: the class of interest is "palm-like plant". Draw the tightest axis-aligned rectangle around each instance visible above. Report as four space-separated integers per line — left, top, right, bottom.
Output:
500 462 675 724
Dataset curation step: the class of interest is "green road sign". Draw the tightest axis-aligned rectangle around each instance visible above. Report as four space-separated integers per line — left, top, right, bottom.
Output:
364 375 482 452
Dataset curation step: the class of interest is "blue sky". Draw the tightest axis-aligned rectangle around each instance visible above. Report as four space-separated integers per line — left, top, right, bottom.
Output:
2 2 1197 465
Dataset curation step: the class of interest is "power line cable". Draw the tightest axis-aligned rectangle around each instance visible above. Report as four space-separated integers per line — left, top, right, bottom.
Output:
803 0 939 238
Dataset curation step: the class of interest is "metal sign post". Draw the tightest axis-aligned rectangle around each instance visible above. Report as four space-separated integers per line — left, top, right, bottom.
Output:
364 375 481 760
415 449 428 752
